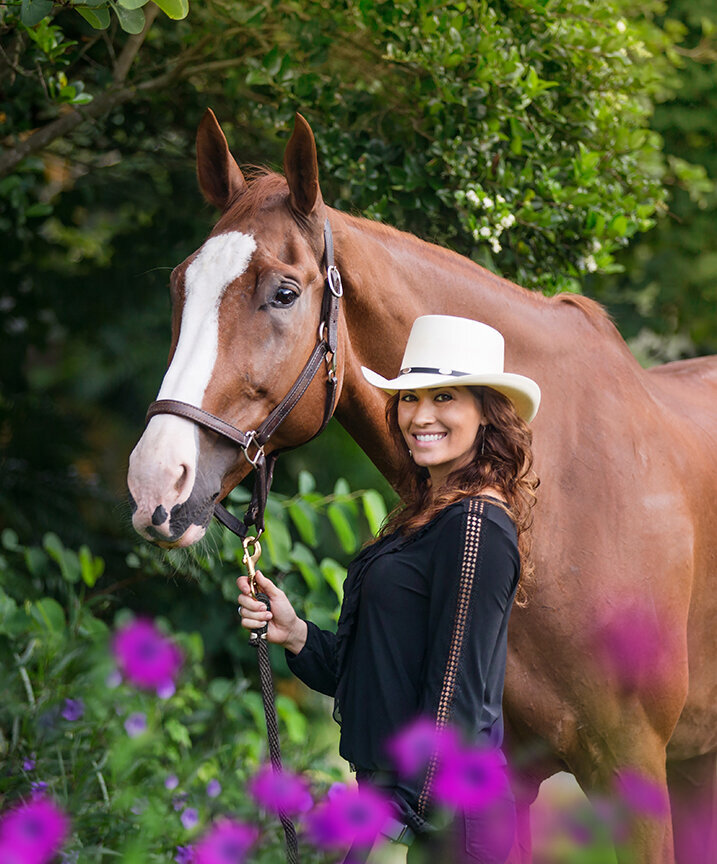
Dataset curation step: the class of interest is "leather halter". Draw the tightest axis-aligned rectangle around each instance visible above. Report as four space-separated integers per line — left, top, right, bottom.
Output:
144 218 343 540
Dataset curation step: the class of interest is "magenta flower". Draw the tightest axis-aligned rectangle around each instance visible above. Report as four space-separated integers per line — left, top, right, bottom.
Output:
248 765 312 816
386 716 461 778
112 618 182 693
181 808 199 830
124 712 147 738
61 699 84 722
0 795 69 864
431 744 506 809
193 818 258 864
306 784 393 849
615 768 668 818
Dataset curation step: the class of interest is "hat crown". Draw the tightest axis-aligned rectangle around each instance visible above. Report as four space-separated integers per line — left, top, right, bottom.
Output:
400 316 505 378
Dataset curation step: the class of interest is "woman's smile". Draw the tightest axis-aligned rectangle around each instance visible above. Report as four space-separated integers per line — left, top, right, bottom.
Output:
398 386 483 486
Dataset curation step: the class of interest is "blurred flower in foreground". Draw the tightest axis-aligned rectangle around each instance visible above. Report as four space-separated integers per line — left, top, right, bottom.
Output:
124 712 147 738
193 818 258 864
0 795 69 864
615 768 669 818
206 780 222 799
432 744 506 809
181 808 199 830
61 699 84 722
248 765 312 816
306 784 392 849
113 618 182 694
386 716 460 778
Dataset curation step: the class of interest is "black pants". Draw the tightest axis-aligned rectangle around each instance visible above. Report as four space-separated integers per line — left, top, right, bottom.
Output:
406 796 516 864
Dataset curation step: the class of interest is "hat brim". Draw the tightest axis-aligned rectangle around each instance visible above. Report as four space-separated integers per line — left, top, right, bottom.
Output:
361 366 541 423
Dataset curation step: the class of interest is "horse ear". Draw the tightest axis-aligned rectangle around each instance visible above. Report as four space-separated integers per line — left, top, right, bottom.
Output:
196 108 246 210
284 113 323 217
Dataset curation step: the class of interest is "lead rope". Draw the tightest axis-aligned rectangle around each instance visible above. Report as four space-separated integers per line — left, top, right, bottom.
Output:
242 535 301 864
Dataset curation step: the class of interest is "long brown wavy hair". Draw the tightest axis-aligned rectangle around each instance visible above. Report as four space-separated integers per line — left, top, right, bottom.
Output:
380 386 539 605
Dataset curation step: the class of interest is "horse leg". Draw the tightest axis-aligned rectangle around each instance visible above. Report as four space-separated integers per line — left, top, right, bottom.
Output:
504 770 542 864
666 751 717 863
569 728 675 864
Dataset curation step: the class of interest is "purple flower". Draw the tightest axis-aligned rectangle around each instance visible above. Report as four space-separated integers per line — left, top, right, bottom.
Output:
193 818 258 864
173 793 189 811
124 712 147 738
30 782 49 797
112 618 182 693
206 780 222 799
23 757 36 772
386 716 461 778
61 699 84 722
0 795 69 864
431 744 506 809
615 768 669 818
175 846 196 864
248 764 312 816
306 784 393 849
105 670 122 689
165 774 180 791
158 680 176 699
181 808 199 830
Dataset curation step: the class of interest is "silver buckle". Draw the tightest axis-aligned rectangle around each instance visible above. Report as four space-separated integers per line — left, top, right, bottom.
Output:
241 430 265 467
327 265 343 298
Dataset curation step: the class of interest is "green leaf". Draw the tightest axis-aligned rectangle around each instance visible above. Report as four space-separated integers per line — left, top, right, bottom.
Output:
76 6 111 28
263 511 292 571
289 544 320 591
43 533 81 583
362 490 387 535
297 470 315 495
276 694 308 743
112 1 146 33
79 545 104 587
165 718 191 747
31 597 66 634
118 0 149 7
288 500 318 547
21 0 53 27
319 558 346 601
327 502 357 554
1 529 19 551
151 0 188 19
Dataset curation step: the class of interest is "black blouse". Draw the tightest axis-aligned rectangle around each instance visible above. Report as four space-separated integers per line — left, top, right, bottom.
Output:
285 496 520 823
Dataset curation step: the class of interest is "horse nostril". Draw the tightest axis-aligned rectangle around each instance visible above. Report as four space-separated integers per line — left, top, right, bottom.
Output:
151 505 168 526
175 464 190 495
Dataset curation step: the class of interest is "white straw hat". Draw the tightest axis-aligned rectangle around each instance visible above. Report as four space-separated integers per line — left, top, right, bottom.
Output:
361 315 541 422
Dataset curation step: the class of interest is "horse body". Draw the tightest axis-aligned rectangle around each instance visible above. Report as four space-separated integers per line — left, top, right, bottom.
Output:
127 112 717 862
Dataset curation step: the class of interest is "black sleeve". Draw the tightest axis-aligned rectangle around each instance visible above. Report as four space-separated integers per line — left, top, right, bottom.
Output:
284 619 339 697
417 501 519 733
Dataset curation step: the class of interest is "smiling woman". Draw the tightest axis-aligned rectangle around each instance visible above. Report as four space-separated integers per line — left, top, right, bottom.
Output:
237 315 541 863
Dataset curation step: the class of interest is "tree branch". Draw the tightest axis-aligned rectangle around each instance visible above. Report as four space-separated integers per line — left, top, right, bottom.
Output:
114 4 159 83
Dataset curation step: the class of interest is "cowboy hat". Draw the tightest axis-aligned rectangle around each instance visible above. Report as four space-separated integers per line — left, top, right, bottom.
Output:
361 315 541 422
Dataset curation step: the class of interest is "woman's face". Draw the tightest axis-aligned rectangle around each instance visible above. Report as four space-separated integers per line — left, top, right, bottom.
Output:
397 386 483 486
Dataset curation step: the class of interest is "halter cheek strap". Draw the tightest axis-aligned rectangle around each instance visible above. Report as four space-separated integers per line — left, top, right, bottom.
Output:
144 218 343 539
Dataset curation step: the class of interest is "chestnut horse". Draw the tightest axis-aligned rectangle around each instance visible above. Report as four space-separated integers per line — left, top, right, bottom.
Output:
127 111 717 863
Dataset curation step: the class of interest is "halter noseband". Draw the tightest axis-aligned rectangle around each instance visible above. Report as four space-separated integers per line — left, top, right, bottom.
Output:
144 218 343 540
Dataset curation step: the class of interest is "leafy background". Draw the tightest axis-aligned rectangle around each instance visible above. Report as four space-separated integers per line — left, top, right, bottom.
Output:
1 0 716 859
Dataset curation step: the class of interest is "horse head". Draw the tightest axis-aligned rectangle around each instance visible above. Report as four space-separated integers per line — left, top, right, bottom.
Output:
127 110 343 546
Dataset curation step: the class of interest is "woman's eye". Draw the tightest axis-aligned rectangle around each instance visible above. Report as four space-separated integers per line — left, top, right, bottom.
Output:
271 286 299 307
435 392 453 402
400 393 418 402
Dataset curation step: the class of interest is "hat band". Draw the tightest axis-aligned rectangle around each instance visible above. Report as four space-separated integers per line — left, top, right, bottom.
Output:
399 366 468 377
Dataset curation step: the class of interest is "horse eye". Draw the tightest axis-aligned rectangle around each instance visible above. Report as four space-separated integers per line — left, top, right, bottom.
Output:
271 286 299 308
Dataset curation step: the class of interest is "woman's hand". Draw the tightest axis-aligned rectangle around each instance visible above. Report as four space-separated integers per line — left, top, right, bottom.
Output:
236 570 307 654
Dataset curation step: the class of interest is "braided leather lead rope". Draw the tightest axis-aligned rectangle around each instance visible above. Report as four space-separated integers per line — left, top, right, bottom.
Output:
243 537 300 864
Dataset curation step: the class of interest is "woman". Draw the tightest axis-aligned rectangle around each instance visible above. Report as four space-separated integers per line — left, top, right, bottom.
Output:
237 315 540 863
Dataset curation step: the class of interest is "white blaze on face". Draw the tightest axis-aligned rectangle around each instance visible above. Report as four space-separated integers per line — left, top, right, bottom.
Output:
128 232 256 528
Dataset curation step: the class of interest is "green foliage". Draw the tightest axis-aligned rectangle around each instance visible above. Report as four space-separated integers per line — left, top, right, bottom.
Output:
0 472 386 859
19 0 188 33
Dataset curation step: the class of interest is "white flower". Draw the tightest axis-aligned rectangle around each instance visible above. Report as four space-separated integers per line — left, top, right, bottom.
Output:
580 254 598 273
479 226 491 238
466 190 480 206
472 228 481 240
497 195 506 205
490 239 502 253
616 19 626 33
500 214 516 229
482 197 494 209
